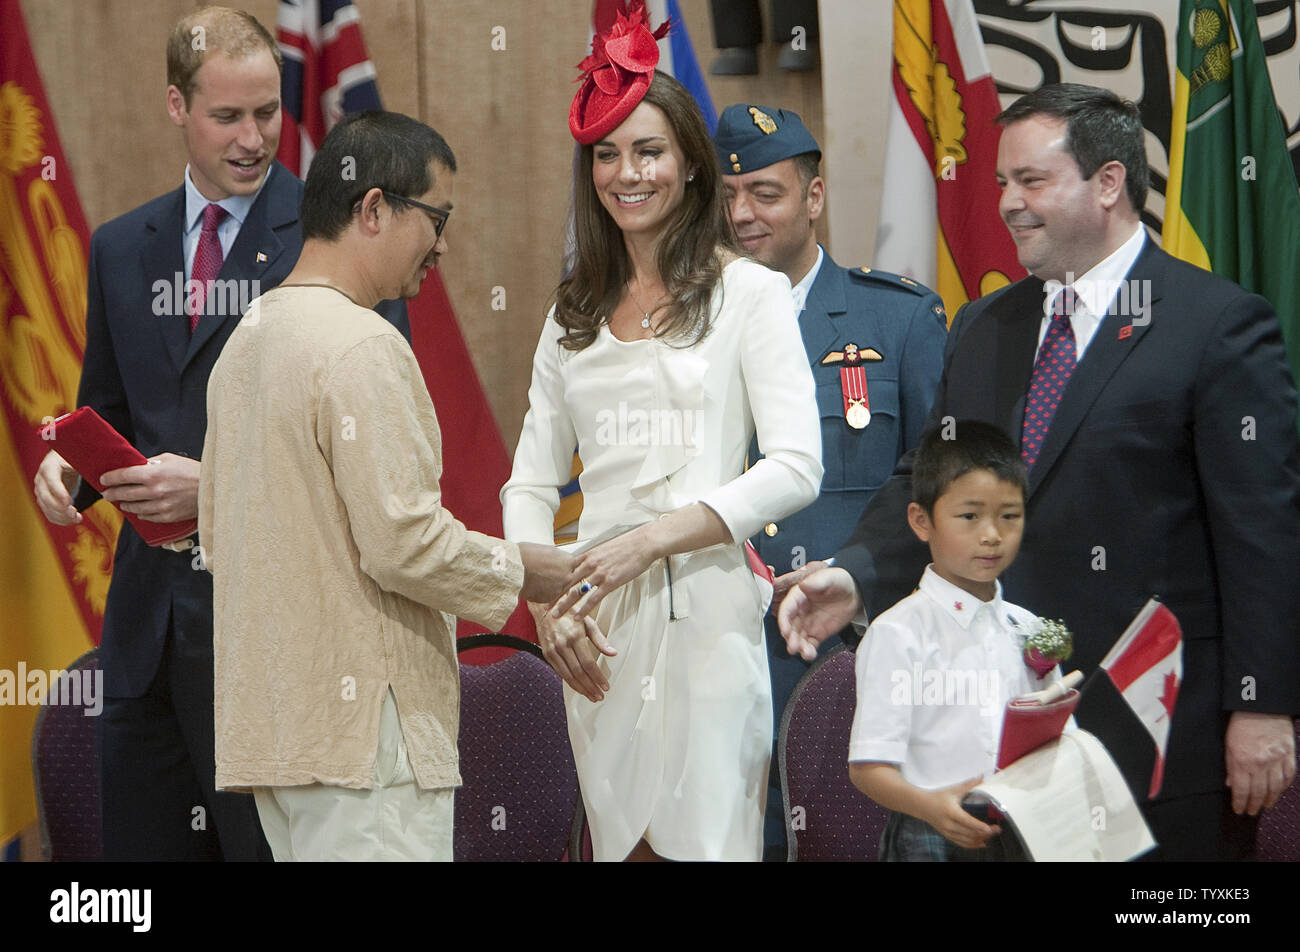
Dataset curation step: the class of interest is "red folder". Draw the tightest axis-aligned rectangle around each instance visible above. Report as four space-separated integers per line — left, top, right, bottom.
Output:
42 407 197 546
995 689 1080 770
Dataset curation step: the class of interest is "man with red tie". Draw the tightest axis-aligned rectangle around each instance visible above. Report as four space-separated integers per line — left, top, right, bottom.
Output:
780 84 1299 860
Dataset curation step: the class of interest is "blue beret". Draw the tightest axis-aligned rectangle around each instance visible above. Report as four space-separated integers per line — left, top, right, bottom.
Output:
713 103 822 175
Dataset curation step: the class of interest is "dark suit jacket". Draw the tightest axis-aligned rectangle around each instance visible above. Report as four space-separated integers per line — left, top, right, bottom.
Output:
75 161 408 697
750 250 946 576
835 239 1300 802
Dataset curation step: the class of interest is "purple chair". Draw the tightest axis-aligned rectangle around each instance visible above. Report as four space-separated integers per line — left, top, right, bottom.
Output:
455 634 584 861
30 648 103 862
1256 720 1300 861
779 643 889 861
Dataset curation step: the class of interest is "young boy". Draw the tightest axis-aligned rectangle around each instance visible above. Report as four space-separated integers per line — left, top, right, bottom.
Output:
847 420 1055 861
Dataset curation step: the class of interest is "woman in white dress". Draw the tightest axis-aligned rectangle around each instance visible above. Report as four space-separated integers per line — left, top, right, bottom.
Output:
501 2 821 862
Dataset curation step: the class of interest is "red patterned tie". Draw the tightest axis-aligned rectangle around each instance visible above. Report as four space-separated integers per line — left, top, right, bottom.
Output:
189 203 228 334
1021 288 1077 468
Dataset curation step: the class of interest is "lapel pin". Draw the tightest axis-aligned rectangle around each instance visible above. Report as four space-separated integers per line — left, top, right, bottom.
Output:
256 251 268 263
1118 325 1133 340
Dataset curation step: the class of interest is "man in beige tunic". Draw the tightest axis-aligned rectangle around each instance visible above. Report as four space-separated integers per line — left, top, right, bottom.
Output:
199 111 571 861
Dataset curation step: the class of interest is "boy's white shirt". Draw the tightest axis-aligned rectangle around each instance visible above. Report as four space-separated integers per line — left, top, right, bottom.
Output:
848 565 1054 791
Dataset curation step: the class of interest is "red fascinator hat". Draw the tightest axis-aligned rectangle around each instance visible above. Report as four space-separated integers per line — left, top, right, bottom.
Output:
569 0 671 145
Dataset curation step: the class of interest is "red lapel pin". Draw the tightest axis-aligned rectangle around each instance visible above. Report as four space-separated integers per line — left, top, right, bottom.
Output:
1118 325 1133 340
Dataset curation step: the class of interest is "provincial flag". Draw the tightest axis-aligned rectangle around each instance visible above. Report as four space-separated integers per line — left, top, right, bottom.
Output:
0 0 110 844
873 0 1024 318
1164 0 1300 431
1098 599 1183 799
276 0 533 645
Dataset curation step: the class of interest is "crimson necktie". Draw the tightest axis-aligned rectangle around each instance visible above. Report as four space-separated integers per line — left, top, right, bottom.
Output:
1021 288 1077 468
189 203 229 334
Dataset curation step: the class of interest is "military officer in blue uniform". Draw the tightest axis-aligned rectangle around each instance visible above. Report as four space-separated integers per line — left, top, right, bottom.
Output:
714 103 947 859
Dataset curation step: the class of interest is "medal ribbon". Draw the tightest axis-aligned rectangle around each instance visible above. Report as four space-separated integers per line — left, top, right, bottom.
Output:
840 366 869 418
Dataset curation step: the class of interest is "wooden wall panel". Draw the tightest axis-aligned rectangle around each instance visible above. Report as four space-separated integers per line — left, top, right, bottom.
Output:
23 0 196 229
414 0 593 450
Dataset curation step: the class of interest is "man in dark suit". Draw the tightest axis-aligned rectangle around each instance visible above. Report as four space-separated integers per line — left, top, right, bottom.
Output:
32 7 406 861
779 84 1299 860
714 103 946 859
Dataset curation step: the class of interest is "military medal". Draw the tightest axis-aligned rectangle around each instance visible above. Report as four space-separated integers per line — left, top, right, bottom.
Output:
841 362 870 429
821 342 873 429
842 379 873 426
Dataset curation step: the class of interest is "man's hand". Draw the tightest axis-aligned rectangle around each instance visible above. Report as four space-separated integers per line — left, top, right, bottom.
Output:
1225 711 1296 815
770 560 828 615
778 565 861 661
530 603 616 703
33 450 82 526
100 452 200 523
518 543 576 603
920 776 1000 850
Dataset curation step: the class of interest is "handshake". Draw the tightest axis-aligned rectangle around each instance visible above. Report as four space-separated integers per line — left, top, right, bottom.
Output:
515 532 650 704
516 542 580 605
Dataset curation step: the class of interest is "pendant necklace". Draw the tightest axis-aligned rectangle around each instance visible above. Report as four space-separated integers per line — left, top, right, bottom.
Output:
627 280 661 331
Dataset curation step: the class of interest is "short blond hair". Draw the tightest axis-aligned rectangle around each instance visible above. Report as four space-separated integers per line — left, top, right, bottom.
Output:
167 6 282 106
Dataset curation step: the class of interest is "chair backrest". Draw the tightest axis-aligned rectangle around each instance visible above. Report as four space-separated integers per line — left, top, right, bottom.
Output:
1256 720 1300 861
31 648 103 862
454 634 582 861
779 643 888 861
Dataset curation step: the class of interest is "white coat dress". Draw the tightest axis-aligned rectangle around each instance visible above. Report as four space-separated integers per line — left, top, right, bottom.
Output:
502 258 822 861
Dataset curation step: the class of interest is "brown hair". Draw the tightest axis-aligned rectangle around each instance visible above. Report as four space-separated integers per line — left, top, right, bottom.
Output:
167 7 282 108
555 71 740 351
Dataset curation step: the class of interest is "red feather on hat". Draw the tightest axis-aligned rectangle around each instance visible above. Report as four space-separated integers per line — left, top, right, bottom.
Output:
570 0 672 145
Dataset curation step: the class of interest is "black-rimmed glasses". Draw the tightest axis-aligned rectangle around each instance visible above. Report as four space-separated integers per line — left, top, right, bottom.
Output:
381 190 451 239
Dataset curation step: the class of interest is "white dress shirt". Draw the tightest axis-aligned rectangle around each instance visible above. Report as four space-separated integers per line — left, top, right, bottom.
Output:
789 244 824 314
848 565 1054 791
1036 223 1148 363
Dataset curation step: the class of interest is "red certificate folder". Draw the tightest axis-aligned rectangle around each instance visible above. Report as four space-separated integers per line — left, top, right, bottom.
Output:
996 689 1080 770
42 407 198 546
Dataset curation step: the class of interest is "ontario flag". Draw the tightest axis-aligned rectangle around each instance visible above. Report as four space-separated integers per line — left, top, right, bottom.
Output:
276 0 533 644
873 0 1024 318
1099 599 1183 799
0 0 109 844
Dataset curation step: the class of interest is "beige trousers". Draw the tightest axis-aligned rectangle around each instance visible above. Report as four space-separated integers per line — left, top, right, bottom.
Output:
253 690 454 861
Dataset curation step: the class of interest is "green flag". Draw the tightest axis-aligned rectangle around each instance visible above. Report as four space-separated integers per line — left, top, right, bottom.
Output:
1165 0 1300 425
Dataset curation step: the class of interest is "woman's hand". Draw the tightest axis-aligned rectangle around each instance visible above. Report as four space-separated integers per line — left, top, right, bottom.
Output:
531 603 617 702
550 527 659 620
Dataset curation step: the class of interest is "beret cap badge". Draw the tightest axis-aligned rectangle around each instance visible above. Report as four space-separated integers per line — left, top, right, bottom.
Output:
748 106 778 134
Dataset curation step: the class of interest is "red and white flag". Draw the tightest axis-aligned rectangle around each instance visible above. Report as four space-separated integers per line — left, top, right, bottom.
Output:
874 0 1024 317
1099 599 1183 798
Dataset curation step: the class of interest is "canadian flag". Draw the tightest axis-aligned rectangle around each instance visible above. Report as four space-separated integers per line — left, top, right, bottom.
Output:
1099 599 1183 799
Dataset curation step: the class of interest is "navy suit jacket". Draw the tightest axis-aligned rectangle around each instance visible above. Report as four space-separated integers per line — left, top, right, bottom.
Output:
751 250 946 576
835 240 1300 802
75 161 408 697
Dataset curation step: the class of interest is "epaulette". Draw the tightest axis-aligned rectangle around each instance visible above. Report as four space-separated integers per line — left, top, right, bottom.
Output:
848 266 935 297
